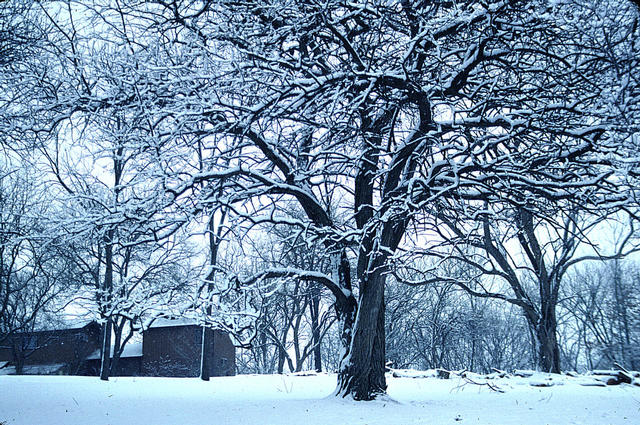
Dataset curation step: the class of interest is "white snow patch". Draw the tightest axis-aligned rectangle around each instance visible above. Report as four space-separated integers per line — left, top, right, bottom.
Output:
147 318 199 329
0 363 66 376
86 342 143 360
0 372 637 425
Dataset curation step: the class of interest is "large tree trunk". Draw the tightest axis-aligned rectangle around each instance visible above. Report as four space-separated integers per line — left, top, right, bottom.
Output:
336 271 387 400
335 251 357 352
334 205 406 399
536 306 561 373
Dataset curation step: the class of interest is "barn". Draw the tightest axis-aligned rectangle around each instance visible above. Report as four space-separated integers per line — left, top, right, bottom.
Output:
0 319 235 377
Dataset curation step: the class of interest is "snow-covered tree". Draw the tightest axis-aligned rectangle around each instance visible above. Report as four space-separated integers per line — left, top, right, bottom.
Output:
4 3 203 380
240 219 337 374
142 0 639 398
386 266 532 373
0 165 79 373
4 0 639 399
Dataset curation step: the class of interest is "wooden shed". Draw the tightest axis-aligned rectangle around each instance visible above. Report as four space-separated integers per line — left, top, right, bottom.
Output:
142 319 235 377
0 319 235 377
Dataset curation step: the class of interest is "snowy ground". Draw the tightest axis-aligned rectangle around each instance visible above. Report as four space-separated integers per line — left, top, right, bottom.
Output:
1 372 638 425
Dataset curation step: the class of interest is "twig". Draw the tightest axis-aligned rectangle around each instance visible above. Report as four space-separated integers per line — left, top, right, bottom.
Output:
452 371 505 393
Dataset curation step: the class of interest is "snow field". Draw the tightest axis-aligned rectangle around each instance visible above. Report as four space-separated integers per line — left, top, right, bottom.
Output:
0 373 638 425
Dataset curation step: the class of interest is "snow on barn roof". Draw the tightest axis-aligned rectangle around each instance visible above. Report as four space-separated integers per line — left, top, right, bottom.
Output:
86 342 143 360
147 318 199 329
58 319 97 330
0 363 66 376
27 319 98 333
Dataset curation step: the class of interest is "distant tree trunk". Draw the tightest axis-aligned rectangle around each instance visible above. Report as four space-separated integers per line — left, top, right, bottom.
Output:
12 341 25 375
277 344 286 374
310 288 322 372
259 331 268 373
611 260 633 368
99 236 114 381
470 327 477 372
200 327 212 380
469 297 478 372
292 311 302 372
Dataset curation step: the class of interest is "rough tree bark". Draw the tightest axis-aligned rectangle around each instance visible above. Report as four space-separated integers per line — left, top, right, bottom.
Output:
535 309 561 373
337 271 387 399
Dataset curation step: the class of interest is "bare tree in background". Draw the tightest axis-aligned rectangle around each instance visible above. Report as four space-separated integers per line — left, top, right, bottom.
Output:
386 274 532 372
405 206 639 373
563 260 640 370
225 206 338 375
0 167 78 373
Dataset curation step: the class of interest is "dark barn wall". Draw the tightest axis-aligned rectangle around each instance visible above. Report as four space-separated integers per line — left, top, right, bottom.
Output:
27 325 101 365
142 325 201 377
84 357 142 376
0 348 11 363
213 330 235 376
142 325 236 377
0 323 101 374
0 345 12 362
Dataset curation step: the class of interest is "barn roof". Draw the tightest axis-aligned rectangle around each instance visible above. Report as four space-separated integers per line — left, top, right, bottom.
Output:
147 318 199 329
0 363 65 375
86 342 143 360
29 319 99 333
